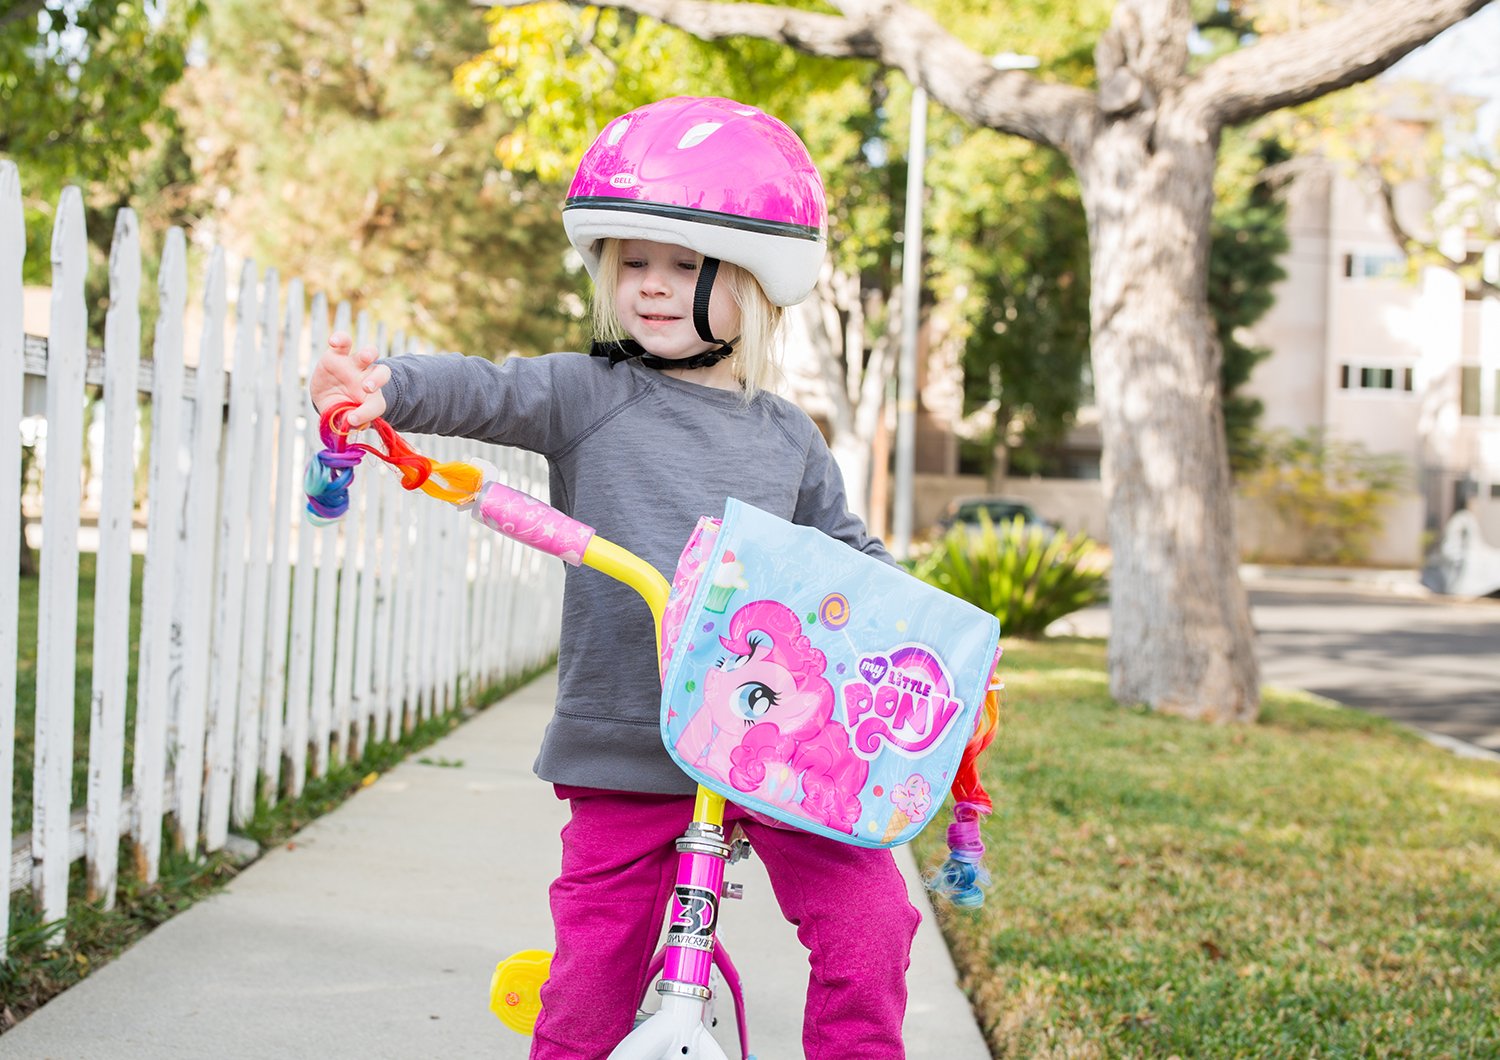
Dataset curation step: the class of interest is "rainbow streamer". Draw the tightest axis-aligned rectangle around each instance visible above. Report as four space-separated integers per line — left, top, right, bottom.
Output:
302 401 484 525
925 677 1002 908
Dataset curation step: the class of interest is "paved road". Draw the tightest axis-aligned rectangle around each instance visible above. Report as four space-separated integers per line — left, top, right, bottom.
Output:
1248 578 1500 754
1054 577 1500 755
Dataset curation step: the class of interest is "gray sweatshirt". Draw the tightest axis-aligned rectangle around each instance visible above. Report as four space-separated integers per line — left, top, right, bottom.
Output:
381 351 892 794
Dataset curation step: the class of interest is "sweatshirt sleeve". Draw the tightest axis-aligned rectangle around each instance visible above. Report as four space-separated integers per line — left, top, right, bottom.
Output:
379 351 586 457
792 424 897 567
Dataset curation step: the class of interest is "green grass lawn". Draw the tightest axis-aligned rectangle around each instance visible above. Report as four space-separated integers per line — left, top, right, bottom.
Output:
11 553 145 834
911 638 1500 1058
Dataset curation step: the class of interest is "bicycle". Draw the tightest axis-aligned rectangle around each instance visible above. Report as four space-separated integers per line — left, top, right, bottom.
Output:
306 402 1003 1060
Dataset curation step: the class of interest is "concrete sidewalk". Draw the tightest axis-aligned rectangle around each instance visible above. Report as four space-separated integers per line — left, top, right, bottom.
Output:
1 673 990 1060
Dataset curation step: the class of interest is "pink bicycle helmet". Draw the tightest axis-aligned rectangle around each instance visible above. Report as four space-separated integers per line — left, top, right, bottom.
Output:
564 96 827 308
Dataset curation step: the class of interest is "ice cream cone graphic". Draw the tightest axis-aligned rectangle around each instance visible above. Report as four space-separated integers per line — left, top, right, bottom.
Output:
881 809 913 843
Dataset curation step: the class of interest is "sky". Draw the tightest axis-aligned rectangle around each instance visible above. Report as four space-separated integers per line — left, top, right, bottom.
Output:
1388 2 1500 140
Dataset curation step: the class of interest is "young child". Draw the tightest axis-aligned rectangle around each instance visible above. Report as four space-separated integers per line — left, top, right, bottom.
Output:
309 95 920 1058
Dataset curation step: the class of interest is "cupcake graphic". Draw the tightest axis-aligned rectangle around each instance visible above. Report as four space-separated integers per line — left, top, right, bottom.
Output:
704 551 748 613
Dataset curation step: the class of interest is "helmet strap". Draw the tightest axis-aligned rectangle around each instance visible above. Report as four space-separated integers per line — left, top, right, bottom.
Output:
589 256 738 371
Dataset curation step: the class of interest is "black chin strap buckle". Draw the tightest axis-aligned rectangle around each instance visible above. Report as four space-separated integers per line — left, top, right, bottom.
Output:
589 339 645 365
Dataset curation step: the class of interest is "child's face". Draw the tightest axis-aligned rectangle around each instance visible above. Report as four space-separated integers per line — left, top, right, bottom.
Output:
614 240 741 362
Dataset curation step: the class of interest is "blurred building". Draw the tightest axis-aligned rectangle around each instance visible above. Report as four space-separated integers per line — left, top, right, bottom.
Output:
1243 156 1500 559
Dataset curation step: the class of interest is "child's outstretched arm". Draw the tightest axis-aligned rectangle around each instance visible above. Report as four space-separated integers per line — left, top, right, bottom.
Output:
309 331 391 428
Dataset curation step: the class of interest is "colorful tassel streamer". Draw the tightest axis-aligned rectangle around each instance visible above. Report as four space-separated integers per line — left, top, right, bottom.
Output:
302 401 484 525
926 672 1002 908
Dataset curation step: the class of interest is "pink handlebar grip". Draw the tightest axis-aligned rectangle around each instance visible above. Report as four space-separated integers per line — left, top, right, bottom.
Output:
470 481 595 566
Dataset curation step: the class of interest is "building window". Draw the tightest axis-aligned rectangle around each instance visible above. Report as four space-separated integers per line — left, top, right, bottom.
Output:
1342 251 1406 280
1460 365 1482 417
1339 362 1416 393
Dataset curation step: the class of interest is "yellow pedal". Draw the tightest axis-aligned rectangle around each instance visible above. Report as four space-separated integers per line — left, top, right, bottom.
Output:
490 949 552 1035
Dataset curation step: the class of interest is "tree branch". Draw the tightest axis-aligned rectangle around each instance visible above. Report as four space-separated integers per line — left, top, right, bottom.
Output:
1185 0 1494 129
1095 0 1193 116
474 0 1098 154
1365 162 1500 299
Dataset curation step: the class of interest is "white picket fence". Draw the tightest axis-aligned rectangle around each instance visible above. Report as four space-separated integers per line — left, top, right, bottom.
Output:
0 162 564 955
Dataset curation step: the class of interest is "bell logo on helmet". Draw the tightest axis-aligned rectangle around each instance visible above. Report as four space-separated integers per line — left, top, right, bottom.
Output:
609 173 638 189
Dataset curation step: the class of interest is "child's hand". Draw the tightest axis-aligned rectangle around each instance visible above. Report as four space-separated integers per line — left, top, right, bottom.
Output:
309 332 390 428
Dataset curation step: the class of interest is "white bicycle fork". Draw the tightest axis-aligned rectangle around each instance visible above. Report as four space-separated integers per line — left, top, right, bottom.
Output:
609 993 733 1060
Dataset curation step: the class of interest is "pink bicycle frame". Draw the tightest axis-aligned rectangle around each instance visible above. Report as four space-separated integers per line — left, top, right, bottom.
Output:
471 481 753 1060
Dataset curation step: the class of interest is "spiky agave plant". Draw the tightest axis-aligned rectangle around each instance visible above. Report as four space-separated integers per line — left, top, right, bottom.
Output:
912 514 1108 638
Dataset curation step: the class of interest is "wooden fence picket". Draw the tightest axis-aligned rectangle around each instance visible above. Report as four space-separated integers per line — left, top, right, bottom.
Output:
284 293 326 796
172 247 227 861
330 312 369 763
376 411 402 743
351 399 382 760
418 425 441 722
308 301 341 777
232 270 280 827
260 279 304 804
1 161 25 957
429 433 453 719
33 187 88 930
131 228 187 883
203 263 259 852
5 172 561 933
84 208 141 907
387 336 414 736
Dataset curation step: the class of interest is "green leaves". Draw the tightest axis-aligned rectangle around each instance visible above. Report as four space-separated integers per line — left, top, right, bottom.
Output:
912 513 1108 638
173 0 579 358
1 0 203 287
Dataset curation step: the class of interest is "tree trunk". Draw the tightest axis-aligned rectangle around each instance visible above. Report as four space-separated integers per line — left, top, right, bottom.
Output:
831 432 873 524
785 276 893 526
1078 115 1259 721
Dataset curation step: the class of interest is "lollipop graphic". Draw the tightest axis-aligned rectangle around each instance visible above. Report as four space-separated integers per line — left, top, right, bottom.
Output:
818 592 851 630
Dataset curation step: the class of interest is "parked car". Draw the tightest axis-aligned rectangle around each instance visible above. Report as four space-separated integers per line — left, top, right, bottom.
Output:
936 496 1057 536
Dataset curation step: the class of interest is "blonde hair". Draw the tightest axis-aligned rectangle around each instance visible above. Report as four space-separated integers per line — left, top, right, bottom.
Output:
590 239 785 400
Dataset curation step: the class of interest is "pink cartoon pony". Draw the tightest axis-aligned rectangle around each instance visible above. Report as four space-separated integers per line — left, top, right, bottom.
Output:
677 600 867 834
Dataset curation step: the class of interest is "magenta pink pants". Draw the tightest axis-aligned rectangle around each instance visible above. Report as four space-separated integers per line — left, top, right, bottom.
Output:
530 786 921 1060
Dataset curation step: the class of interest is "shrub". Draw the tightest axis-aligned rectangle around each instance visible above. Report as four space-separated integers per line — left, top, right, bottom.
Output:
912 514 1108 637
1240 429 1406 565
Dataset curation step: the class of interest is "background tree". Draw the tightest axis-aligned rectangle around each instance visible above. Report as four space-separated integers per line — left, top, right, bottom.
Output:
457 4 901 514
929 140 1092 479
1 0 202 283
933 128 1287 483
173 0 578 358
475 0 1493 722
2 0 201 575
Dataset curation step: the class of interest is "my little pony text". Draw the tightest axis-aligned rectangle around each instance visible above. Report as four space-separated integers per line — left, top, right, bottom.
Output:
841 646 966 759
